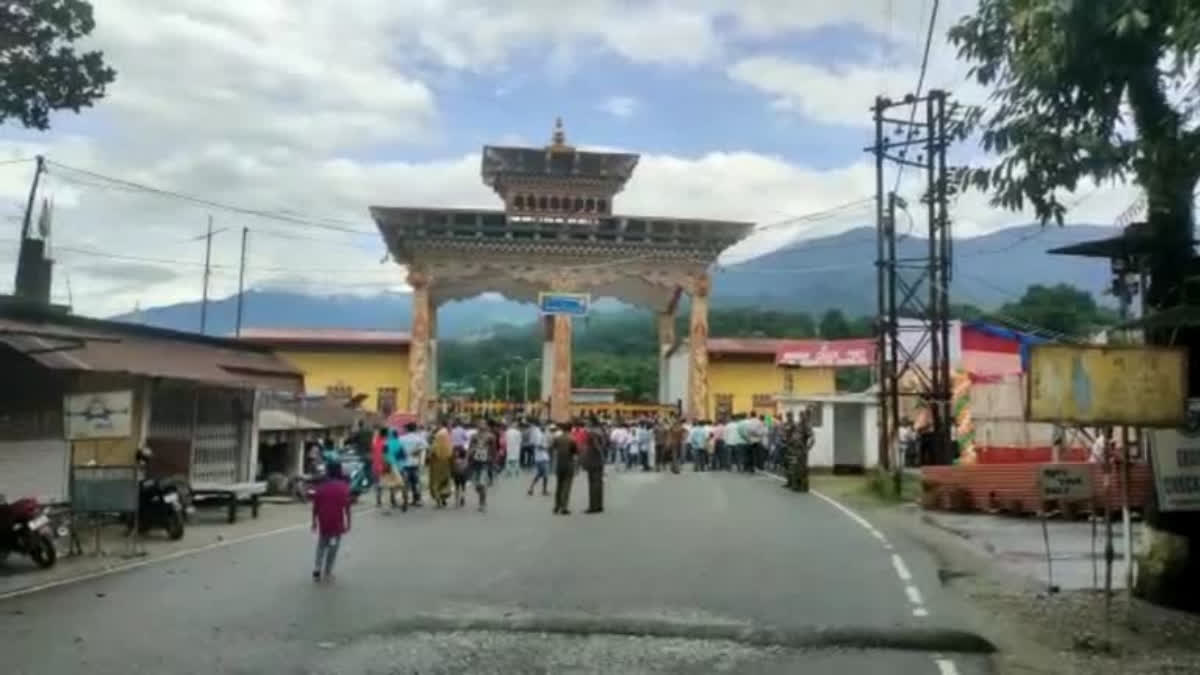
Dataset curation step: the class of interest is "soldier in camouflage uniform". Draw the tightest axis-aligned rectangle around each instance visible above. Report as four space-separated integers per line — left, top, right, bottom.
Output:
784 410 813 492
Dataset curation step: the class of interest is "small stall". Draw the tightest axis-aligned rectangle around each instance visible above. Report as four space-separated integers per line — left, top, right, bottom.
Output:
0 303 302 522
777 392 879 473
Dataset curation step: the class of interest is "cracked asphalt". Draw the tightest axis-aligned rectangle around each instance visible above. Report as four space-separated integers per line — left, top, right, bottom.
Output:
0 470 997 674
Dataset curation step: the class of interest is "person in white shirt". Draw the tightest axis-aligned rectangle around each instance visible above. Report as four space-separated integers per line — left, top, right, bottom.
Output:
527 422 551 496
1090 427 1110 464
723 416 743 472
504 421 524 477
609 424 629 468
748 413 769 471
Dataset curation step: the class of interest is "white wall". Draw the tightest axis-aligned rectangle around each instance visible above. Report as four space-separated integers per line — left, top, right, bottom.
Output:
778 398 879 470
863 404 880 469
663 342 689 409
779 400 835 468
892 318 963 374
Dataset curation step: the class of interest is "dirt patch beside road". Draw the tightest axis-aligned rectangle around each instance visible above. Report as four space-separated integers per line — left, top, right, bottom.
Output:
817 475 1200 675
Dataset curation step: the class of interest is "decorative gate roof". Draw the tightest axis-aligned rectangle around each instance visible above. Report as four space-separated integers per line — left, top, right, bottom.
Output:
370 124 753 310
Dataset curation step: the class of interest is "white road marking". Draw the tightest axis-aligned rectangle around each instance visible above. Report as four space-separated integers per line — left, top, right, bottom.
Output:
934 657 960 675
891 554 913 582
913 607 929 617
811 489 880 536
905 584 924 605
0 506 375 602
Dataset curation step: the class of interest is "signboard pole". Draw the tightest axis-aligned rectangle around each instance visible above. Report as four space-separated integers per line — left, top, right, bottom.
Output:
1091 497 1098 590
1040 510 1055 593
1103 450 1114 648
1121 427 1134 605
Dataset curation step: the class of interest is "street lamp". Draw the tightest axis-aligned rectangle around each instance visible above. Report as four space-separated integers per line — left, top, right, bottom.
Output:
480 374 497 401
512 357 541 403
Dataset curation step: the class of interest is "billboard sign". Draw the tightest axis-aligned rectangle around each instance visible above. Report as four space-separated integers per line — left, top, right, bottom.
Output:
776 339 876 368
1026 344 1187 427
1149 399 1200 512
64 390 134 440
538 292 590 317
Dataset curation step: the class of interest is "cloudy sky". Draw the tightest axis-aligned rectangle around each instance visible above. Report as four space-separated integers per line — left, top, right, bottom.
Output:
0 0 1142 318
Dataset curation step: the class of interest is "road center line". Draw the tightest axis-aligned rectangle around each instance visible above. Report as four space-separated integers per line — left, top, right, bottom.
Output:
892 554 913 582
905 584 924 605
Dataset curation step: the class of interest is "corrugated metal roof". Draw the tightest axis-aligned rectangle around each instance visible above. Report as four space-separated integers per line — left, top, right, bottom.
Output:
0 312 303 391
258 408 324 432
239 327 410 348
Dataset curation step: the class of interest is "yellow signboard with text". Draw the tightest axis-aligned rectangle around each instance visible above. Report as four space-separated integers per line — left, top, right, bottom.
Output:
1026 343 1187 427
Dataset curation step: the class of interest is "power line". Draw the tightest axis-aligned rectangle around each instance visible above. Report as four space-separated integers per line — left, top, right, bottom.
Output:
45 160 377 236
892 0 941 193
0 157 34 168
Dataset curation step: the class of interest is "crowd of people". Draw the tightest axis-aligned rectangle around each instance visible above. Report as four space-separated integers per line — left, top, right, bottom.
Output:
308 410 816 582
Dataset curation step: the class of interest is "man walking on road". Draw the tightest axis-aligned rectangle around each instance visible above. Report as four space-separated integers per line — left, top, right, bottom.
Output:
469 420 496 512
311 462 351 582
584 418 607 513
552 423 579 515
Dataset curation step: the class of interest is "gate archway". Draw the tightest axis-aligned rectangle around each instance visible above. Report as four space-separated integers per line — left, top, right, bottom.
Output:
370 121 752 422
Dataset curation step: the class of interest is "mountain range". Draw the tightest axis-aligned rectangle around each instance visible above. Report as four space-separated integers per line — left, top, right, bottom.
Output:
112 224 1117 338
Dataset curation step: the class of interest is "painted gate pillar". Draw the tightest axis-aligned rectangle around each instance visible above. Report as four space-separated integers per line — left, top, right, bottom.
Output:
408 267 433 421
687 274 710 420
549 313 573 424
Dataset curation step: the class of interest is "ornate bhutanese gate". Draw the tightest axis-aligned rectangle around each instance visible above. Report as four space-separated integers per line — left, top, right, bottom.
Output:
370 121 752 422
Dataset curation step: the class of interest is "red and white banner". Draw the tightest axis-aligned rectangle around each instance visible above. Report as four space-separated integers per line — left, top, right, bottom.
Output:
776 339 876 368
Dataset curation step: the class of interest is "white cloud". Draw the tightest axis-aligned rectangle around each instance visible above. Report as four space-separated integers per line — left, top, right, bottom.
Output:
0 0 1141 321
599 96 640 119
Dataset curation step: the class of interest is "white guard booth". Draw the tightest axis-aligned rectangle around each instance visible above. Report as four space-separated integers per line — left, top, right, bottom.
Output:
777 393 879 473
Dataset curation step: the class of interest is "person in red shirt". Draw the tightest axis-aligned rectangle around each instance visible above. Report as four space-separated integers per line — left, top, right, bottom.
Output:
312 462 352 582
370 426 387 507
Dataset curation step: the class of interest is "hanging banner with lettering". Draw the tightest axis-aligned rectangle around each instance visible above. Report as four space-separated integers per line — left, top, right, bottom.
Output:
776 339 876 368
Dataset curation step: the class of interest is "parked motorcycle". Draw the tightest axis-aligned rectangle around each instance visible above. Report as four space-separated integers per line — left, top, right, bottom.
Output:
294 449 371 503
0 496 58 569
122 448 185 540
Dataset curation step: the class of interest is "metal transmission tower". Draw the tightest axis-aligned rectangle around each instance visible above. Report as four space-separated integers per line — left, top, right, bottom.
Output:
868 90 955 473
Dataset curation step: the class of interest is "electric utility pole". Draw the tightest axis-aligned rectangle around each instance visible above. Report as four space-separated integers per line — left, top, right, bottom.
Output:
235 226 248 337
13 155 45 295
200 215 214 334
868 90 957 473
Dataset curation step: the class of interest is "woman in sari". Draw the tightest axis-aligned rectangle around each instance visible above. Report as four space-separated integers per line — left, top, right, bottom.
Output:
428 422 454 508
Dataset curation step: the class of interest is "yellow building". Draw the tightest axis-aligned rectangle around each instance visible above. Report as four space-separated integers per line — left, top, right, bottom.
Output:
240 328 411 415
706 338 836 420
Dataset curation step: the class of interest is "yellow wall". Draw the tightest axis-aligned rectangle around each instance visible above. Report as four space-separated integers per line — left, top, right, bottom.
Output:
274 347 411 413
708 356 835 419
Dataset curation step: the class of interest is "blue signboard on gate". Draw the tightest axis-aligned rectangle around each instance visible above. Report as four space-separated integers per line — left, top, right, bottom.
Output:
538 292 590 316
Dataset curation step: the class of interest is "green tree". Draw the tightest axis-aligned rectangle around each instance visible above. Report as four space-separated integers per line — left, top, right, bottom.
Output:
819 309 852 339
950 0 1200 608
1 1 116 129
997 283 1116 338
949 0 1200 312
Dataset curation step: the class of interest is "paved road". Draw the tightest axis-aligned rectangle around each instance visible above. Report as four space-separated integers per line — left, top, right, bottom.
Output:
0 470 996 674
